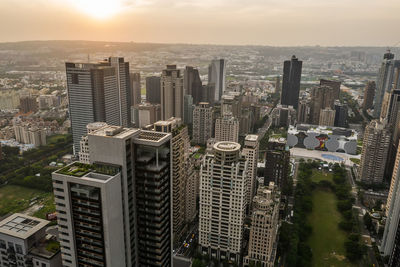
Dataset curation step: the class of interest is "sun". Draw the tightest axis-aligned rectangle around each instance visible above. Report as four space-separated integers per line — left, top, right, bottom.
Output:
68 0 124 19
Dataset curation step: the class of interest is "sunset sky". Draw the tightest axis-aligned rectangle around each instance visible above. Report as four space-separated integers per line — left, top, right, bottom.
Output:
1 0 399 46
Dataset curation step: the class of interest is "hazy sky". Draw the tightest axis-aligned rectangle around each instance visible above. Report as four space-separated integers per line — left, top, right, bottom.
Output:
0 0 399 46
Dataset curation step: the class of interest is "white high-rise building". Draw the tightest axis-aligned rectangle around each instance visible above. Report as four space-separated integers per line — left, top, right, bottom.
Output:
78 122 108 164
242 134 259 211
208 59 226 102
215 114 239 143
192 102 213 145
199 141 248 262
244 182 280 267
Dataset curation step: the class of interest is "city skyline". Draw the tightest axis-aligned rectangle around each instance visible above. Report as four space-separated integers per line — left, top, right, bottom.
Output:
0 0 399 46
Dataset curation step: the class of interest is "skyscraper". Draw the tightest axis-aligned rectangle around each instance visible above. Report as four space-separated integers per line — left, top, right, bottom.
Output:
281 55 302 109
264 137 290 189
184 66 203 104
208 59 226 102
183 94 194 125
53 125 173 266
320 79 341 100
146 76 161 104
154 118 189 243
334 101 348 127
242 134 259 211
65 57 131 153
362 81 376 111
373 51 397 118
297 100 310 124
319 108 336 126
161 65 184 120
243 183 280 267
215 114 239 143
130 72 141 106
19 96 37 113
358 120 391 184
309 85 336 125
199 141 247 262
192 102 213 145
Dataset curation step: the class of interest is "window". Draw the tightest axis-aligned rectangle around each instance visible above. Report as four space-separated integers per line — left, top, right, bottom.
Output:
71 73 79 84
15 244 22 254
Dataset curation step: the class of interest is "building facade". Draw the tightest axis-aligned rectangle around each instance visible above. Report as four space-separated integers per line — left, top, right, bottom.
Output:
192 102 213 145
362 81 376 111
242 134 259 211
309 85 336 125
319 108 336 126
130 72 141 106
208 59 226 102
264 137 290 189
161 65 184 120
199 141 248 262
320 79 341 100
281 55 302 109
145 76 161 104
214 115 239 143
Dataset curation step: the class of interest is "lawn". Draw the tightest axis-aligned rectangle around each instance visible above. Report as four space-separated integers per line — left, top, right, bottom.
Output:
0 185 54 217
310 169 333 183
308 189 354 267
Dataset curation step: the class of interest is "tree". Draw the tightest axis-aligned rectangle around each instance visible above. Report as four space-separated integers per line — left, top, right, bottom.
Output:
192 259 206 267
363 213 373 232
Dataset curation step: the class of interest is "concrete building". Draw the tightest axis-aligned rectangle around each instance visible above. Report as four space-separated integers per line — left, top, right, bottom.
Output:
13 123 47 147
208 59 226 102
334 101 348 127
154 118 189 243
146 76 161 104
53 125 173 267
358 120 391 184
185 153 199 225
242 134 259 211
320 79 341 100
65 57 131 153
192 102 213 145
271 104 296 127
78 122 108 164
363 81 376 111
374 51 398 118
38 95 60 110
381 145 400 261
281 55 302 109
19 96 37 113
309 85 336 125
184 66 203 104
264 137 290 189
221 93 242 118
161 65 184 120
135 102 161 128
215 114 239 143
243 183 280 267
130 72 141 106
199 141 248 262
0 90 20 110
0 213 62 267
319 108 336 126
384 89 400 179
297 100 310 124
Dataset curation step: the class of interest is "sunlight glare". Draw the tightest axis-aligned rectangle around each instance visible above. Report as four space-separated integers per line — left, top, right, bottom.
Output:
68 0 125 19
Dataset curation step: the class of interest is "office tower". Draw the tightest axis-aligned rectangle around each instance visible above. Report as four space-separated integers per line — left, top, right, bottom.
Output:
146 76 161 104
297 100 310 124
192 102 213 145
374 51 397 118
154 118 189 242
215 114 239 143
0 213 62 267
53 126 173 267
199 141 248 262
319 108 336 126
334 101 348 127
184 95 194 125
275 76 280 93
264 137 290 188
271 104 297 127
320 79 341 100
309 85 336 125
203 84 216 106
65 57 131 153
242 134 259 211
130 72 141 106
184 66 203 104
208 59 226 102
185 154 198 224
358 120 391 184
240 107 254 136
221 92 242 117
78 122 108 164
161 65 184 120
19 96 37 113
394 61 400 89
281 55 302 109
243 183 280 267
136 102 161 128
381 145 400 261
363 81 376 111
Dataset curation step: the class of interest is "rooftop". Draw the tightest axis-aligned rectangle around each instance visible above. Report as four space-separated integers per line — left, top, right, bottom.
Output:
29 236 60 260
90 125 139 139
214 141 241 152
245 134 259 141
134 130 171 145
56 162 120 178
0 213 49 239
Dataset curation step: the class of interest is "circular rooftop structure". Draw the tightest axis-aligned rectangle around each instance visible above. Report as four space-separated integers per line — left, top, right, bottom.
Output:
214 141 241 152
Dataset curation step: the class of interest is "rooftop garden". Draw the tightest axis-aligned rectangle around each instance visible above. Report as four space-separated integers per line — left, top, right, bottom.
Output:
45 240 60 254
57 162 120 177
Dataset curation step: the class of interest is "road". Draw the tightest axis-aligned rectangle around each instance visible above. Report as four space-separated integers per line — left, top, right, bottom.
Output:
174 223 198 257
